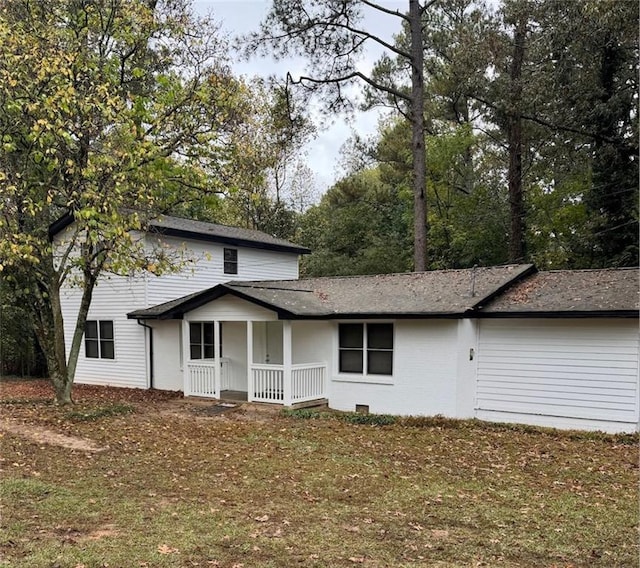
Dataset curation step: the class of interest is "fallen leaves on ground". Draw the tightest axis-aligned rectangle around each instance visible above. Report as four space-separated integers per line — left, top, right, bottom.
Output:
0 378 637 568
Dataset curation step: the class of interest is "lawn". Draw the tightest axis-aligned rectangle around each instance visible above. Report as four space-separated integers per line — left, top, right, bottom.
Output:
0 379 637 568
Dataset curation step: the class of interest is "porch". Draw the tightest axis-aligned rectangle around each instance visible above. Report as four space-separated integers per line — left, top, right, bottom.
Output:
183 320 328 406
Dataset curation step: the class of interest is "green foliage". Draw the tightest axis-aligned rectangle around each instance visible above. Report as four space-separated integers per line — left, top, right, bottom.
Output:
0 281 46 377
298 168 411 277
283 407 397 426
0 0 255 402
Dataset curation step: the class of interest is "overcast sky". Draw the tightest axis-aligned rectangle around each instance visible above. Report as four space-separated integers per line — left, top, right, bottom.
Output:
192 0 406 193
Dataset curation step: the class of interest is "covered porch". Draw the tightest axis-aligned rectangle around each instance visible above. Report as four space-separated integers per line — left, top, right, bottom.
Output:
183 319 328 406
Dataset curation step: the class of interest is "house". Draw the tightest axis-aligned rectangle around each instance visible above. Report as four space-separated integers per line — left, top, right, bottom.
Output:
54 215 639 433
473 268 639 432
53 214 309 390
126 263 639 434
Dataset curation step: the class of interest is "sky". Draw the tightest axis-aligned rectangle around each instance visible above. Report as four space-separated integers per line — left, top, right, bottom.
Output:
191 0 406 193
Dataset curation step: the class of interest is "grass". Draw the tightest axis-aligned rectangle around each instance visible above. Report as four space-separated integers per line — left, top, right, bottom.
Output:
63 402 135 422
0 379 638 567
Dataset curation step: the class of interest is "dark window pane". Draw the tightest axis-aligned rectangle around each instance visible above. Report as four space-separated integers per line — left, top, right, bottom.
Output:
85 339 99 358
203 345 214 359
368 351 393 375
224 261 237 275
85 320 98 339
189 323 201 344
101 340 115 359
368 324 393 349
190 344 202 360
224 248 237 261
99 320 114 340
339 350 363 373
203 323 214 345
339 324 363 348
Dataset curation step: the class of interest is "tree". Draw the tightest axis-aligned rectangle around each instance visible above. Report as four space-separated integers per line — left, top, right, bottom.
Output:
220 82 315 239
250 0 432 271
0 0 247 403
298 168 412 276
543 0 638 266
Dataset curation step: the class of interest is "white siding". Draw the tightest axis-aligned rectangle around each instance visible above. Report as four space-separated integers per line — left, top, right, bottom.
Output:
61 275 148 389
56 225 301 391
476 319 639 432
146 235 299 305
329 320 459 416
222 322 248 391
185 295 278 322
455 319 479 419
292 321 334 366
150 320 182 391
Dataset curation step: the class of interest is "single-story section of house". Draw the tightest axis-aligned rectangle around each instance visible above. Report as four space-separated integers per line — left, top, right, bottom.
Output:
128 264 639 433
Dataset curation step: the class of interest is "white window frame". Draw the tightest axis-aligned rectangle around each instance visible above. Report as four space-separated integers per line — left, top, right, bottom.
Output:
223 248 238 275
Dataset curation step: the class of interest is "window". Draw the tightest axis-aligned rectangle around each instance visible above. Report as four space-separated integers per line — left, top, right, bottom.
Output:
223 248 238 275
189 322 222 360
339 323 393 375
85 320 114 359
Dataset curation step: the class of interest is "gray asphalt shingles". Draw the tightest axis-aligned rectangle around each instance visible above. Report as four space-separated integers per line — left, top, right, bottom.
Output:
480 267 639 313
129 264 536 319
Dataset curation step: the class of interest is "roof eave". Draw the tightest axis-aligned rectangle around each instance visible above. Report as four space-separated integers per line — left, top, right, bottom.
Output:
286 311 468 320
48 211 75 240
150 225 311 255
473 310 640 319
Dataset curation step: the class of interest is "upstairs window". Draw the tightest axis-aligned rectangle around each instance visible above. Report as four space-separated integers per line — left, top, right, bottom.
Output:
224 248 238 275
85 320 115 359
338 323 393 376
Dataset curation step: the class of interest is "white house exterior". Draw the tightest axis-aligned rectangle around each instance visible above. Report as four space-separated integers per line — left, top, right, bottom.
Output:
129 264 639 434
55 214 639 435
53 214 308 391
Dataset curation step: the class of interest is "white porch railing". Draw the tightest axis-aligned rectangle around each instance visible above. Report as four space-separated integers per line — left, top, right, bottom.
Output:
250 363 326 404
251 364 284 403
292 363 327 403
186 358 230 398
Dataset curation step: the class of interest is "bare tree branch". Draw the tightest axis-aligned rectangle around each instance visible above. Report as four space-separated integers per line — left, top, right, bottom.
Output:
288 71 411 103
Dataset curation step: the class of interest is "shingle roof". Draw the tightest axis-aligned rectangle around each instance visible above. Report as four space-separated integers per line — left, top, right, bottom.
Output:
49 212 310 254
128 264 535 320
148 216 310 254
479 268 639 315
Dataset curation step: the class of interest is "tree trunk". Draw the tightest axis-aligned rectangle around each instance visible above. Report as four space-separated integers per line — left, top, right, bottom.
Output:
410 0 428 272
507 18 526 264
31 255 98 405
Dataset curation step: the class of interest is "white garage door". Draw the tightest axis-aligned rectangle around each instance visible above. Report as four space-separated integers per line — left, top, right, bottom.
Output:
476 319 639 430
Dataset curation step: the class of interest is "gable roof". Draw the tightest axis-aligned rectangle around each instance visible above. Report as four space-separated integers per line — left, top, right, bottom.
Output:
478 267 639 317
49 212 310 255
128 264 535 320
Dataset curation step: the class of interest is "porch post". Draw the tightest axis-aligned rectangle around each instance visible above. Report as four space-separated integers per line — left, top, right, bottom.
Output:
247 320 254 402
214 320 221 399
182 319 190 396
283 320 292 406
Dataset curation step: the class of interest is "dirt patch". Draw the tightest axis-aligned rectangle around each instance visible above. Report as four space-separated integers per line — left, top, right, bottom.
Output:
160 397 283 423
0 417 106 452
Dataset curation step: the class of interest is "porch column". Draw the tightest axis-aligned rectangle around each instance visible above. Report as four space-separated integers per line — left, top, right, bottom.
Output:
246 321 254 402
182 319 190 396
214 320 221 399
283 320 292 406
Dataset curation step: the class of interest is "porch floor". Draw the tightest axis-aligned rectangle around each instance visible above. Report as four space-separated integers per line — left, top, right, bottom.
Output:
220 390 248 402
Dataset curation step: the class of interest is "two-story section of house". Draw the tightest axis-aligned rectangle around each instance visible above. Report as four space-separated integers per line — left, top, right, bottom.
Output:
52 214 309 391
